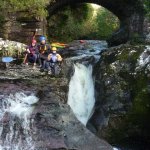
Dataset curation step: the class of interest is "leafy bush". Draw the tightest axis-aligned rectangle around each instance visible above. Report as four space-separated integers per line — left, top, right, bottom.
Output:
96 7 119 39
0 0 51 18
48 4 95 42
48 4 119 42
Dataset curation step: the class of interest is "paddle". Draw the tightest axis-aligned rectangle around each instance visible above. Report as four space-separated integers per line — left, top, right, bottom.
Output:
51 43 67 48
2 57 16 63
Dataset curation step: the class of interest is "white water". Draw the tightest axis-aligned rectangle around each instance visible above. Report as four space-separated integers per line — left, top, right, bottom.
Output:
0 92 39 150
67 40 108 62
68 63 95 126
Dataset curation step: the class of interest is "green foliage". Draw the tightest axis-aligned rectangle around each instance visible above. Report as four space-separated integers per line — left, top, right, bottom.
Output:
48 4 96 42
144 0 150 18
0 14 5 24
69 3 92 22
48 4 119 42
96 8 119 38
0 0 51 18
0 1 120 42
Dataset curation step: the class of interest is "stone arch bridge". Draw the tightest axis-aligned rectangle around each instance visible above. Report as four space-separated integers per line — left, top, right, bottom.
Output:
0 0 149 46
48 0 148 46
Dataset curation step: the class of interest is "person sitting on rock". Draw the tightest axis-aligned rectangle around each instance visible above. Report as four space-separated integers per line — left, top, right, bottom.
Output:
46 47 62 75
23 39 38 68
38 36 51 70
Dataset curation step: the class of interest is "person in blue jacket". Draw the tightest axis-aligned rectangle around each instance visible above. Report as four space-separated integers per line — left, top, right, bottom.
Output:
38 36 51 70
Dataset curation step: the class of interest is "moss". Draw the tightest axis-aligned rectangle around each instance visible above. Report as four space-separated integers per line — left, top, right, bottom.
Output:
105 71 150 148
106 66 115 74
102 52 118 64
117 45 145 63
117 49 130 61
99 44 150 149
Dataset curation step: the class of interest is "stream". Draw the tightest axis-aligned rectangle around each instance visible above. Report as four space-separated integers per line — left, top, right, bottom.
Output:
0 40 132 150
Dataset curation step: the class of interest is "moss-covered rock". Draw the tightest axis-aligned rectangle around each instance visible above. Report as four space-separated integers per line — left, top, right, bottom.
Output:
90 44 150 149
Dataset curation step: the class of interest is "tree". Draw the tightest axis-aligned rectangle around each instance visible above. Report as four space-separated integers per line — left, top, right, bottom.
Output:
0 0 52 18
96 7 119 39
48 3 94 42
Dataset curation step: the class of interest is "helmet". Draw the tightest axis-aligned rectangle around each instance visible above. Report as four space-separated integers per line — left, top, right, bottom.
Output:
32 39 37 44
39 36 46 42
52 47 57 51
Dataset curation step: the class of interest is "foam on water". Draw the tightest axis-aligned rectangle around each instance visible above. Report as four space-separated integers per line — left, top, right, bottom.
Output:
0 92 39 150
6 92 38 118
66 40 107 62
68 63 95 126
113 148 119 150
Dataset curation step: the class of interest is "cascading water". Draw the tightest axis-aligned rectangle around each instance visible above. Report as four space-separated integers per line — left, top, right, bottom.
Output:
67 40 108 126
68 63 95 126
0 92 39 150
67 41 121 150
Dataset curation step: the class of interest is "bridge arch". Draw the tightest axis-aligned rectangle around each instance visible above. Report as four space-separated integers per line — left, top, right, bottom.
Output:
48 0 145 46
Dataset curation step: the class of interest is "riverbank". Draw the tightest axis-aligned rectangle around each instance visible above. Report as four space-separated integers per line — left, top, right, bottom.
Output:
0 40 113 150
0 40 149 150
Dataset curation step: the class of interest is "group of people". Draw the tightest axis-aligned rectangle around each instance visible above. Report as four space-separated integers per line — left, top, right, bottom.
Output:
23 36 62 75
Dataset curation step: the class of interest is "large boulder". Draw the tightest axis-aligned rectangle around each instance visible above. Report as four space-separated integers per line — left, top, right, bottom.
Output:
90 44 150 149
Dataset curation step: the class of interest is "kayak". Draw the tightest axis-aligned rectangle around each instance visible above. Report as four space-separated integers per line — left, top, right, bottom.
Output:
80 40 85 43
51 42 67 48
2 57 16 63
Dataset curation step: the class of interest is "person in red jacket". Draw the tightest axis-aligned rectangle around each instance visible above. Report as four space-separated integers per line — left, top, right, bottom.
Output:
23 39 39 68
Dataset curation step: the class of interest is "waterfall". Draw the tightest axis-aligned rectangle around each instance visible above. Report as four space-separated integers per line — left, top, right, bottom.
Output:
68 63 95 126
0 92 39 150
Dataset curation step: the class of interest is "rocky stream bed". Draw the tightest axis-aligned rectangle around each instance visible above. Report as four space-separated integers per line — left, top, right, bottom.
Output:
0 40 150 150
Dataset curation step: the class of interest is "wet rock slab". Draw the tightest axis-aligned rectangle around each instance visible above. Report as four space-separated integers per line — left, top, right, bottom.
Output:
0 66 113 150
